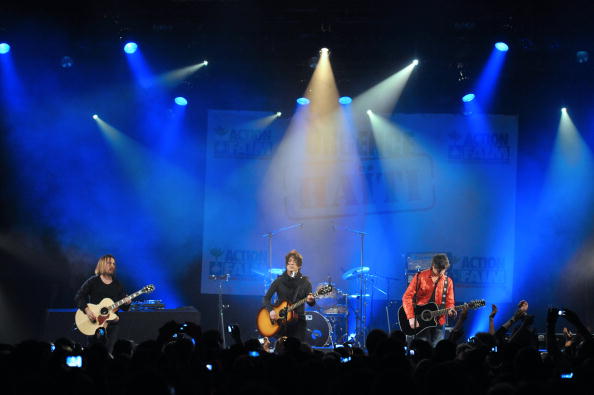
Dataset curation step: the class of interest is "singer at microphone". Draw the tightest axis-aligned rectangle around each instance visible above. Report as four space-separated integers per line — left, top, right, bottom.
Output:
262 249 315 342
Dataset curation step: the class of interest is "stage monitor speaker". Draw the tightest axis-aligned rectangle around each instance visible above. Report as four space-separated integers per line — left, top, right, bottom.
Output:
42 307 201 344
406 252 449 272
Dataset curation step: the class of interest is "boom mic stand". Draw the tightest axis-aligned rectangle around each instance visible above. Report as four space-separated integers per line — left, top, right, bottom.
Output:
334 224 369 347
261 223 303 293
209 274 230 348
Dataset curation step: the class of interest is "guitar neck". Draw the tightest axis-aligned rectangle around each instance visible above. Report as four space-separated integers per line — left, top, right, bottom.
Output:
109 289 145 311
432 303 470 317
287 292 321 312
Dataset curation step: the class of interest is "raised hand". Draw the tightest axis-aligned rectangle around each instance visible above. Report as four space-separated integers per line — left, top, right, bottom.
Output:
489 304 498 319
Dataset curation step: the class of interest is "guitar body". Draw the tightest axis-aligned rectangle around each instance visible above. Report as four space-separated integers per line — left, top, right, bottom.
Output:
398 299 486 336
75 298 119 336
398 302 439 336
256 300 296 337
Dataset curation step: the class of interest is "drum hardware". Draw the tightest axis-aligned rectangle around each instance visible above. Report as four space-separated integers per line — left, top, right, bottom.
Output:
209 274 230 348
334 225 369 347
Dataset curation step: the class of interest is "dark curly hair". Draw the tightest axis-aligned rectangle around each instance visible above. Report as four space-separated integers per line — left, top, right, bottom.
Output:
285 249 303 267
432 253 450 271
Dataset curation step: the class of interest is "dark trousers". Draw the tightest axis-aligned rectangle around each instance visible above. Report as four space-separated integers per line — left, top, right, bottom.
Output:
280 319 306 342
412 325 444 348
88 323 120 353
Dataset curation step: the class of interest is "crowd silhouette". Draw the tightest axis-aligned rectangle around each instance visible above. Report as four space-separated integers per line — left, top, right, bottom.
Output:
2 302 593 395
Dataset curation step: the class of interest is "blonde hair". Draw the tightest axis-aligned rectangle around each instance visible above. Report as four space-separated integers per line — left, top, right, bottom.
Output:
95 254 116 275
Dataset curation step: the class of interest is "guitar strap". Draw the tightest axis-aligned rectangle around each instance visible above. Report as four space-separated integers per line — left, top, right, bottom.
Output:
440 277 448 310
440 277 449 326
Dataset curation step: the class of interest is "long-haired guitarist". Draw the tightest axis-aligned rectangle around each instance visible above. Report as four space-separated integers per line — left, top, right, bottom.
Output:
74 254 131 352
262 250 315 341
402 253 456 346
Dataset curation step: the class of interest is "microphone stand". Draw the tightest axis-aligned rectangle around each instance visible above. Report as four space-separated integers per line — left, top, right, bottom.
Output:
261 223 303 294
334 224 368 347
209 274 230 348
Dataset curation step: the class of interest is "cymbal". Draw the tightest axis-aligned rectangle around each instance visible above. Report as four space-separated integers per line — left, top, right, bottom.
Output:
342 266 370 280
346 293 371 299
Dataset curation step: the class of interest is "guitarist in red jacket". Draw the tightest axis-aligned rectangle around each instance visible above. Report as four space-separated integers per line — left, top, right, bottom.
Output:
263 250 315 341
402 254 456 346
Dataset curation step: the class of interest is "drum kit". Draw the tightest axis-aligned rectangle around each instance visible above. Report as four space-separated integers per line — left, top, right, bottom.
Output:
304 266 372 348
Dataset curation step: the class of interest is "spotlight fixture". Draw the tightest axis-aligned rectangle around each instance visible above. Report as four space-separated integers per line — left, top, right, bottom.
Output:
338 96 352 105
366 109 373 115
276 112 282 117
123 42 138 54
412 59 419 66
61 56 74 68
462 93 476 103
319 47 330 55
561 107 567 113
0 42 10 54
296 97 310 105
203 60 208 66
494 42 509 52
92 114 99 120
174 97 188 106
576 51 589 64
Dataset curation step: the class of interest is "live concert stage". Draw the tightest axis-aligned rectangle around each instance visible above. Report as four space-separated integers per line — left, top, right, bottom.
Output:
0 1 593 349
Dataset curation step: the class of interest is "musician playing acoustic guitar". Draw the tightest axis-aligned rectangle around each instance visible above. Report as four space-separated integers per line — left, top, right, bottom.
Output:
402 253 456 346
74 254 131 352
263 250 315 341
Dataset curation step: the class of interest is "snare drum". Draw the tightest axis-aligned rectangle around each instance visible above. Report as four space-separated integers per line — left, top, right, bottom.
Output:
304 311 332 347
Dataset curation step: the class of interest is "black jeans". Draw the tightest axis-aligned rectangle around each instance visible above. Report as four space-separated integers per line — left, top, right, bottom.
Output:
280 318 306 342
88 323 120 353
414 325 444 348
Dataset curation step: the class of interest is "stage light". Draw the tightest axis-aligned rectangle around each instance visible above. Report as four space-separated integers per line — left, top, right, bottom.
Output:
576 51 589 64
494 42 509 52
202 60 208 66
0 43 10 54
174 96 188 106
123 42 138 54
92 114 99 120
412 59 419 66
338 96 352 104
296 97 310 105
462 93 476 103
366 109 373 115
276 112 282 117
61 56 74 68
561 107 567 113
320 48 330 55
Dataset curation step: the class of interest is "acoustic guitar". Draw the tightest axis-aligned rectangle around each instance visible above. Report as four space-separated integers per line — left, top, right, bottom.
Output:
74 284 155 336
398 299 486 336
256 284 332 337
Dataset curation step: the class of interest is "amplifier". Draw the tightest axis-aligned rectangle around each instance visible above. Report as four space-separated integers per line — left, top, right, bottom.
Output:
406 252 449 271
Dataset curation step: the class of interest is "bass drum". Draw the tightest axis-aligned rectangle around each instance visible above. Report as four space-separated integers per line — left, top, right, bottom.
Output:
304 311 332 347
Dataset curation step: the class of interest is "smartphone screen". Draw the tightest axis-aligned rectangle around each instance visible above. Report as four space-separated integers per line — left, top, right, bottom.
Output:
66 355 82 368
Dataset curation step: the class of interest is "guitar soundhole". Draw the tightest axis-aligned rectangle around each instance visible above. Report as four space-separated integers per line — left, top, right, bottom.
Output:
421 310 433 322
278 309 287 319
100 307 109 315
